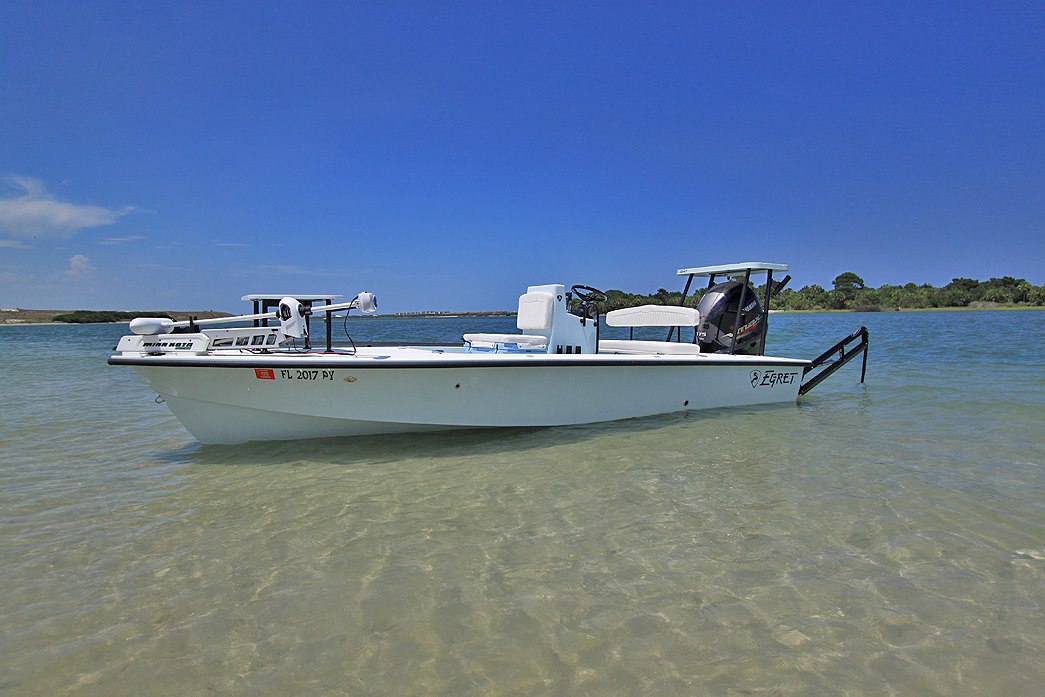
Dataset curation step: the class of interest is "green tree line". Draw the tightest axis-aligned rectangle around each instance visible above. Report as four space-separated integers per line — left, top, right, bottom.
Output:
52 310 175 323
596 273 1045 313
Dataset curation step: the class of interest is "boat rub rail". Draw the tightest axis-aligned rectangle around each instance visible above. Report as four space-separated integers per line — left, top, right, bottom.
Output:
108 353 811 370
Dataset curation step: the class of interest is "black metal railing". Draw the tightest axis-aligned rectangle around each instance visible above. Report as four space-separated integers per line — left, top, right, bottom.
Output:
799 326 869 395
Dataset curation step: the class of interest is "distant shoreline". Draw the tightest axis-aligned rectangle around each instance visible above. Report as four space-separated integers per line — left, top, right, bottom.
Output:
0 309 515 327
0 309 232 327
1 305 1040 328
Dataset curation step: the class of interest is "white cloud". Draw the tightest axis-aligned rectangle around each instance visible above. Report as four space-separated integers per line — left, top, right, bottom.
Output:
63 254 97 280
0 176 134 238
0 239 30 249
0 268 28 284
98 235 146 245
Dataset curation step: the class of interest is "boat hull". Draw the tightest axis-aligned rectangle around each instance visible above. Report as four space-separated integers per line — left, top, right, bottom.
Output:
121 352 808 444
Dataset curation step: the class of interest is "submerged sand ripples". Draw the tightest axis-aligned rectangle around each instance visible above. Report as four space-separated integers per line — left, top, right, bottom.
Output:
1 313 1044 695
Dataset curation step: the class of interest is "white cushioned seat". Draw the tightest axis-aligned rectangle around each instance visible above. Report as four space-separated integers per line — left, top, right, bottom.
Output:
463 333 548 349
599 340 701 355
605 304 700 327
517 292 554 331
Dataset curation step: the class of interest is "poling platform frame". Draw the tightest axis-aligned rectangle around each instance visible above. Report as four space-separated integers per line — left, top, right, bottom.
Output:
799 325 869 395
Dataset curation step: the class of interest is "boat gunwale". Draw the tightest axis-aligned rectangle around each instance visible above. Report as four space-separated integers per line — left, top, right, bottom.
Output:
108 353 812 370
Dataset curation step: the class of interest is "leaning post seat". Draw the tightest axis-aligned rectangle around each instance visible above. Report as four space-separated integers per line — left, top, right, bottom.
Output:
604 305 700 329
598 340 702 355
600 304 702 355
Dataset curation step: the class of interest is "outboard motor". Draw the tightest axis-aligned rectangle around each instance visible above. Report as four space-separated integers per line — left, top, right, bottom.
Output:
695 281 764 354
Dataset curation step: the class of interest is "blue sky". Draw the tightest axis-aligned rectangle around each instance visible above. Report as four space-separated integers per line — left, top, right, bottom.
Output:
1 1 1042 312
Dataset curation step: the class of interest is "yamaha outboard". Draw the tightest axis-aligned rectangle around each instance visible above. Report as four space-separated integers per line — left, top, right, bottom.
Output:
695 280 764 354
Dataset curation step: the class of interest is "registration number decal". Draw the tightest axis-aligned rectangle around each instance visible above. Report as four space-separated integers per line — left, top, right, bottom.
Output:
278 369 336 381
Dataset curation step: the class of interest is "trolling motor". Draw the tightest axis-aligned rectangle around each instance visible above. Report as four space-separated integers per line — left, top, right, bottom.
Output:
352 291 378 314
290 291 378 352
278 297 308 338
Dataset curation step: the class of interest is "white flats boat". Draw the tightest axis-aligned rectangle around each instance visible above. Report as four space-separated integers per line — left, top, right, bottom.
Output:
110 262 869 444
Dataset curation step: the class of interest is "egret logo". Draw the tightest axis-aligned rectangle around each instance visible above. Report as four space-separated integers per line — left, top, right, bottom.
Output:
751 369 799 388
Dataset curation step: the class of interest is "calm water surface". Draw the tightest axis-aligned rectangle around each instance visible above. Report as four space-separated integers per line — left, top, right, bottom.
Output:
1 311 1043 695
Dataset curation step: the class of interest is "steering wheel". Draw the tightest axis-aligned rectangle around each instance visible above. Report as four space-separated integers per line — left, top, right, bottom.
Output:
570 285 608 303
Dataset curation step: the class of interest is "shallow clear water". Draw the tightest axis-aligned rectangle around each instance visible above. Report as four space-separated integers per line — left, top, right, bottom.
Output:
1 311 1043 696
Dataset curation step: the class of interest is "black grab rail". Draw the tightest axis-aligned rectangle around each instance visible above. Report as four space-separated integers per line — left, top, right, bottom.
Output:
799 326 869 395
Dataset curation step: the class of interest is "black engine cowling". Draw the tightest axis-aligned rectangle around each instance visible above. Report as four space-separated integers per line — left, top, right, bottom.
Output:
695 281 764 354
